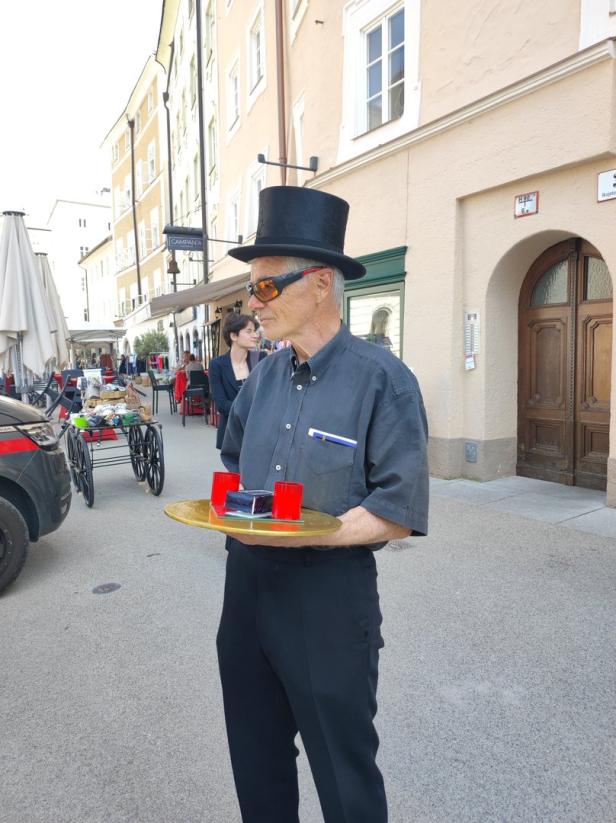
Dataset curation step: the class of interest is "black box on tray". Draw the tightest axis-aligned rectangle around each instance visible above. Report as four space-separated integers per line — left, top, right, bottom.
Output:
225 489 274 515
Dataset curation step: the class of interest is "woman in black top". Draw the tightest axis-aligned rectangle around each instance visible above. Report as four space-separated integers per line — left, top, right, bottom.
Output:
209 314 266 449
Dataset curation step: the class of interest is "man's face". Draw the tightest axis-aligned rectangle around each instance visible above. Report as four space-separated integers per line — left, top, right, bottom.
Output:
247 257 319 341
182 351 190 365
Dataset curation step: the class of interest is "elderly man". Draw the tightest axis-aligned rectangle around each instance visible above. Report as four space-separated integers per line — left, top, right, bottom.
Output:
219 186 429 823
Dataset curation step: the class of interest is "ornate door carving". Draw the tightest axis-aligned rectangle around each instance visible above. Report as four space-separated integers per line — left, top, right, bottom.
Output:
518 240 612 489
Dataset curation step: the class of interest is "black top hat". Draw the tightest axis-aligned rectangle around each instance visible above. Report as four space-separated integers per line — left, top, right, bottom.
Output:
227 186 366 280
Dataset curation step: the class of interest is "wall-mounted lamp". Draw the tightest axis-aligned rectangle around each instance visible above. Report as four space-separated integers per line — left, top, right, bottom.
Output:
257 153 318 174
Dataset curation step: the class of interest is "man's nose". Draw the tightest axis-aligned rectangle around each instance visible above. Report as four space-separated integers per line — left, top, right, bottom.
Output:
248 293 264 310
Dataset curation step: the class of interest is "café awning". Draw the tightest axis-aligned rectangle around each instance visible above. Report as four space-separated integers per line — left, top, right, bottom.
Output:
67 325 126 344
148 272 249 319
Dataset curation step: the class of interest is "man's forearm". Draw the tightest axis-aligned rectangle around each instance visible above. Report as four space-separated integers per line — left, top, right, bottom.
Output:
232 505 410 548
313 505 410 547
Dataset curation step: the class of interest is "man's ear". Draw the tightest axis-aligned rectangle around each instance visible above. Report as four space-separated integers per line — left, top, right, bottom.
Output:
314 267 334 302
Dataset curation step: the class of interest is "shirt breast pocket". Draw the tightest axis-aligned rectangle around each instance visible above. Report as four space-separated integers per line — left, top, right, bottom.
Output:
300 437 356 515
302 436 356 475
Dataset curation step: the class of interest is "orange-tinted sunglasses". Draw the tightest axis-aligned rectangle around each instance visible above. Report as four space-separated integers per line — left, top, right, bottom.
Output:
246 266 325 303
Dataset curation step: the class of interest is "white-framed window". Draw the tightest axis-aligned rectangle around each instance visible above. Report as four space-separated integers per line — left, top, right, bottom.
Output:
114 187 122 220
288 0 309 40
139 220 147 256
135 110 142 133
227 59 240 132
579 0 616 48
136 159 143 196
193 153 200 200
153 268 162 296
175 111 181 148
115 238 125 270
181 90 187 133
247 2 265 109
292 94 305 180
227 187 241 242
179 28 184 55
188 0 194 17
184 177 190 218
127 233 136 267
207 116 218 175
142 276 149 302
150 207 160 250
147 89 154 113
365 7 404 131
246 162 266 236
124 174 131 208
124 129 130 152
190 55 197 107
179 189 185 222
339 1 420 164
205 0 215 65
112 142 119 164
147 141 156 182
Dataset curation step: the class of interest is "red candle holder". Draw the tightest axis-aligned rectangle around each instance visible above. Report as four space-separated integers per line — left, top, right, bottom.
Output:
211 471 240 514
272 481 303 521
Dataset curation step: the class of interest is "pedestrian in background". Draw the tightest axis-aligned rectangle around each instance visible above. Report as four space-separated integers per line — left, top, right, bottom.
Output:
209 314 266 450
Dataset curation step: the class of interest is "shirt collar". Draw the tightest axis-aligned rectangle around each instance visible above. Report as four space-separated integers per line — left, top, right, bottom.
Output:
289 322 351 379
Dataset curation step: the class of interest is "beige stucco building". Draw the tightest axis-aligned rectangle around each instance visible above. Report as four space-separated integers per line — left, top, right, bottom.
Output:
155 0 616 499
102 56 170 354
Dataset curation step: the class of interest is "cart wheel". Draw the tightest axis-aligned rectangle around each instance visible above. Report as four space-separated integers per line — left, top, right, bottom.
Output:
66 429 80 492
128 426 147 481
76 434 94 508
144 425 165 496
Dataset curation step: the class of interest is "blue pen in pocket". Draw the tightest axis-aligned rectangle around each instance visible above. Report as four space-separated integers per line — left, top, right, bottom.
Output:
307 428 358 447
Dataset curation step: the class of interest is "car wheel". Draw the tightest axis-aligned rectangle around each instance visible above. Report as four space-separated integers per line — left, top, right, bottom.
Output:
0 497 29 595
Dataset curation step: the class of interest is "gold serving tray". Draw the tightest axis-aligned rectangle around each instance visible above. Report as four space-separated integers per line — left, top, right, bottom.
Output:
164 499 342 537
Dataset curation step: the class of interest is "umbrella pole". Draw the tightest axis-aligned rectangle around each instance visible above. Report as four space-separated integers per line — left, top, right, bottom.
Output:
15 334 29 402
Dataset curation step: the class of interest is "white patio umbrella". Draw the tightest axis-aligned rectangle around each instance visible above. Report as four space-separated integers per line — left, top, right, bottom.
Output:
35 252 70 369
0 211 55 394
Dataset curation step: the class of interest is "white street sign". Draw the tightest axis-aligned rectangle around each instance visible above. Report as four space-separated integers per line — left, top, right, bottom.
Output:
597 169 616 202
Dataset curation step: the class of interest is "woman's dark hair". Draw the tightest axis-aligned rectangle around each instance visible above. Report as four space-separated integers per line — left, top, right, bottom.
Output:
223 313 256 348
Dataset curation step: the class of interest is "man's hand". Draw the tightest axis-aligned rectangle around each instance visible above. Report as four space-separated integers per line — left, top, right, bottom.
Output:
231 505 410 548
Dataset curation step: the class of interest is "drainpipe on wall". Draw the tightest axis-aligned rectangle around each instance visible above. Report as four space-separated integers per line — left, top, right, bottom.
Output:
195 0 210 288
127 116 142 297
159 39 180 293
275 0 287 185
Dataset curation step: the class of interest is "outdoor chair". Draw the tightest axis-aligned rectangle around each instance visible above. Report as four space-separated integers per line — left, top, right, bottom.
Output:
27 373 58 408
60 369 83 412
182 371 209 427
149 370 176 415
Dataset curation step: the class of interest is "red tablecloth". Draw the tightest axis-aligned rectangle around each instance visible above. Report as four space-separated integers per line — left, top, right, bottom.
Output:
174 370 187 402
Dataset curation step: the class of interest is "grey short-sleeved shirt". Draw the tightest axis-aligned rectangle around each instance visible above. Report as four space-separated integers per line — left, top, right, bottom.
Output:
221 323 429 546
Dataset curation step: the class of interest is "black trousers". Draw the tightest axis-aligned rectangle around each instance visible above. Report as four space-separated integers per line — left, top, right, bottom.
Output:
216 539 387 823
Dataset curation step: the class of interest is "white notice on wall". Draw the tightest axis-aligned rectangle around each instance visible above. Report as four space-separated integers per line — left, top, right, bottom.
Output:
514 191 539 218
597 169 616 202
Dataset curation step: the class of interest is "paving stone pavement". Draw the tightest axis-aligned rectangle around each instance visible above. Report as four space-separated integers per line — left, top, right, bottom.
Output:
1 395 615 822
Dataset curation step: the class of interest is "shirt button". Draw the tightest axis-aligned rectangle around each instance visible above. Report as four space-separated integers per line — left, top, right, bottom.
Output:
311 376 317 382
275 464 282 471
297 384 303 390
285 423 291 430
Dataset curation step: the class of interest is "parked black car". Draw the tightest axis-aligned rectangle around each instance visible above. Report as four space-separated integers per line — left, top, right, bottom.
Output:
0 396 71 593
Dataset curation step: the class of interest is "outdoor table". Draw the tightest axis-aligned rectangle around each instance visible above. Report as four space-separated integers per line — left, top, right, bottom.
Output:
65 419 164 508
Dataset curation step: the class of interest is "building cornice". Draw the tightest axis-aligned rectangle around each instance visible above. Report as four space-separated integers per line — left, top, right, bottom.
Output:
310 38 616 189
79 235 113 263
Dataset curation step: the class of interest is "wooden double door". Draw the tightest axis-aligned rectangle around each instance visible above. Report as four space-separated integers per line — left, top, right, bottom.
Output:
518 240 613 490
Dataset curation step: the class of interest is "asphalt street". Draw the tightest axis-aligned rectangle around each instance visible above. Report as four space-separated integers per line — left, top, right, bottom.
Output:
2 399 615 823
